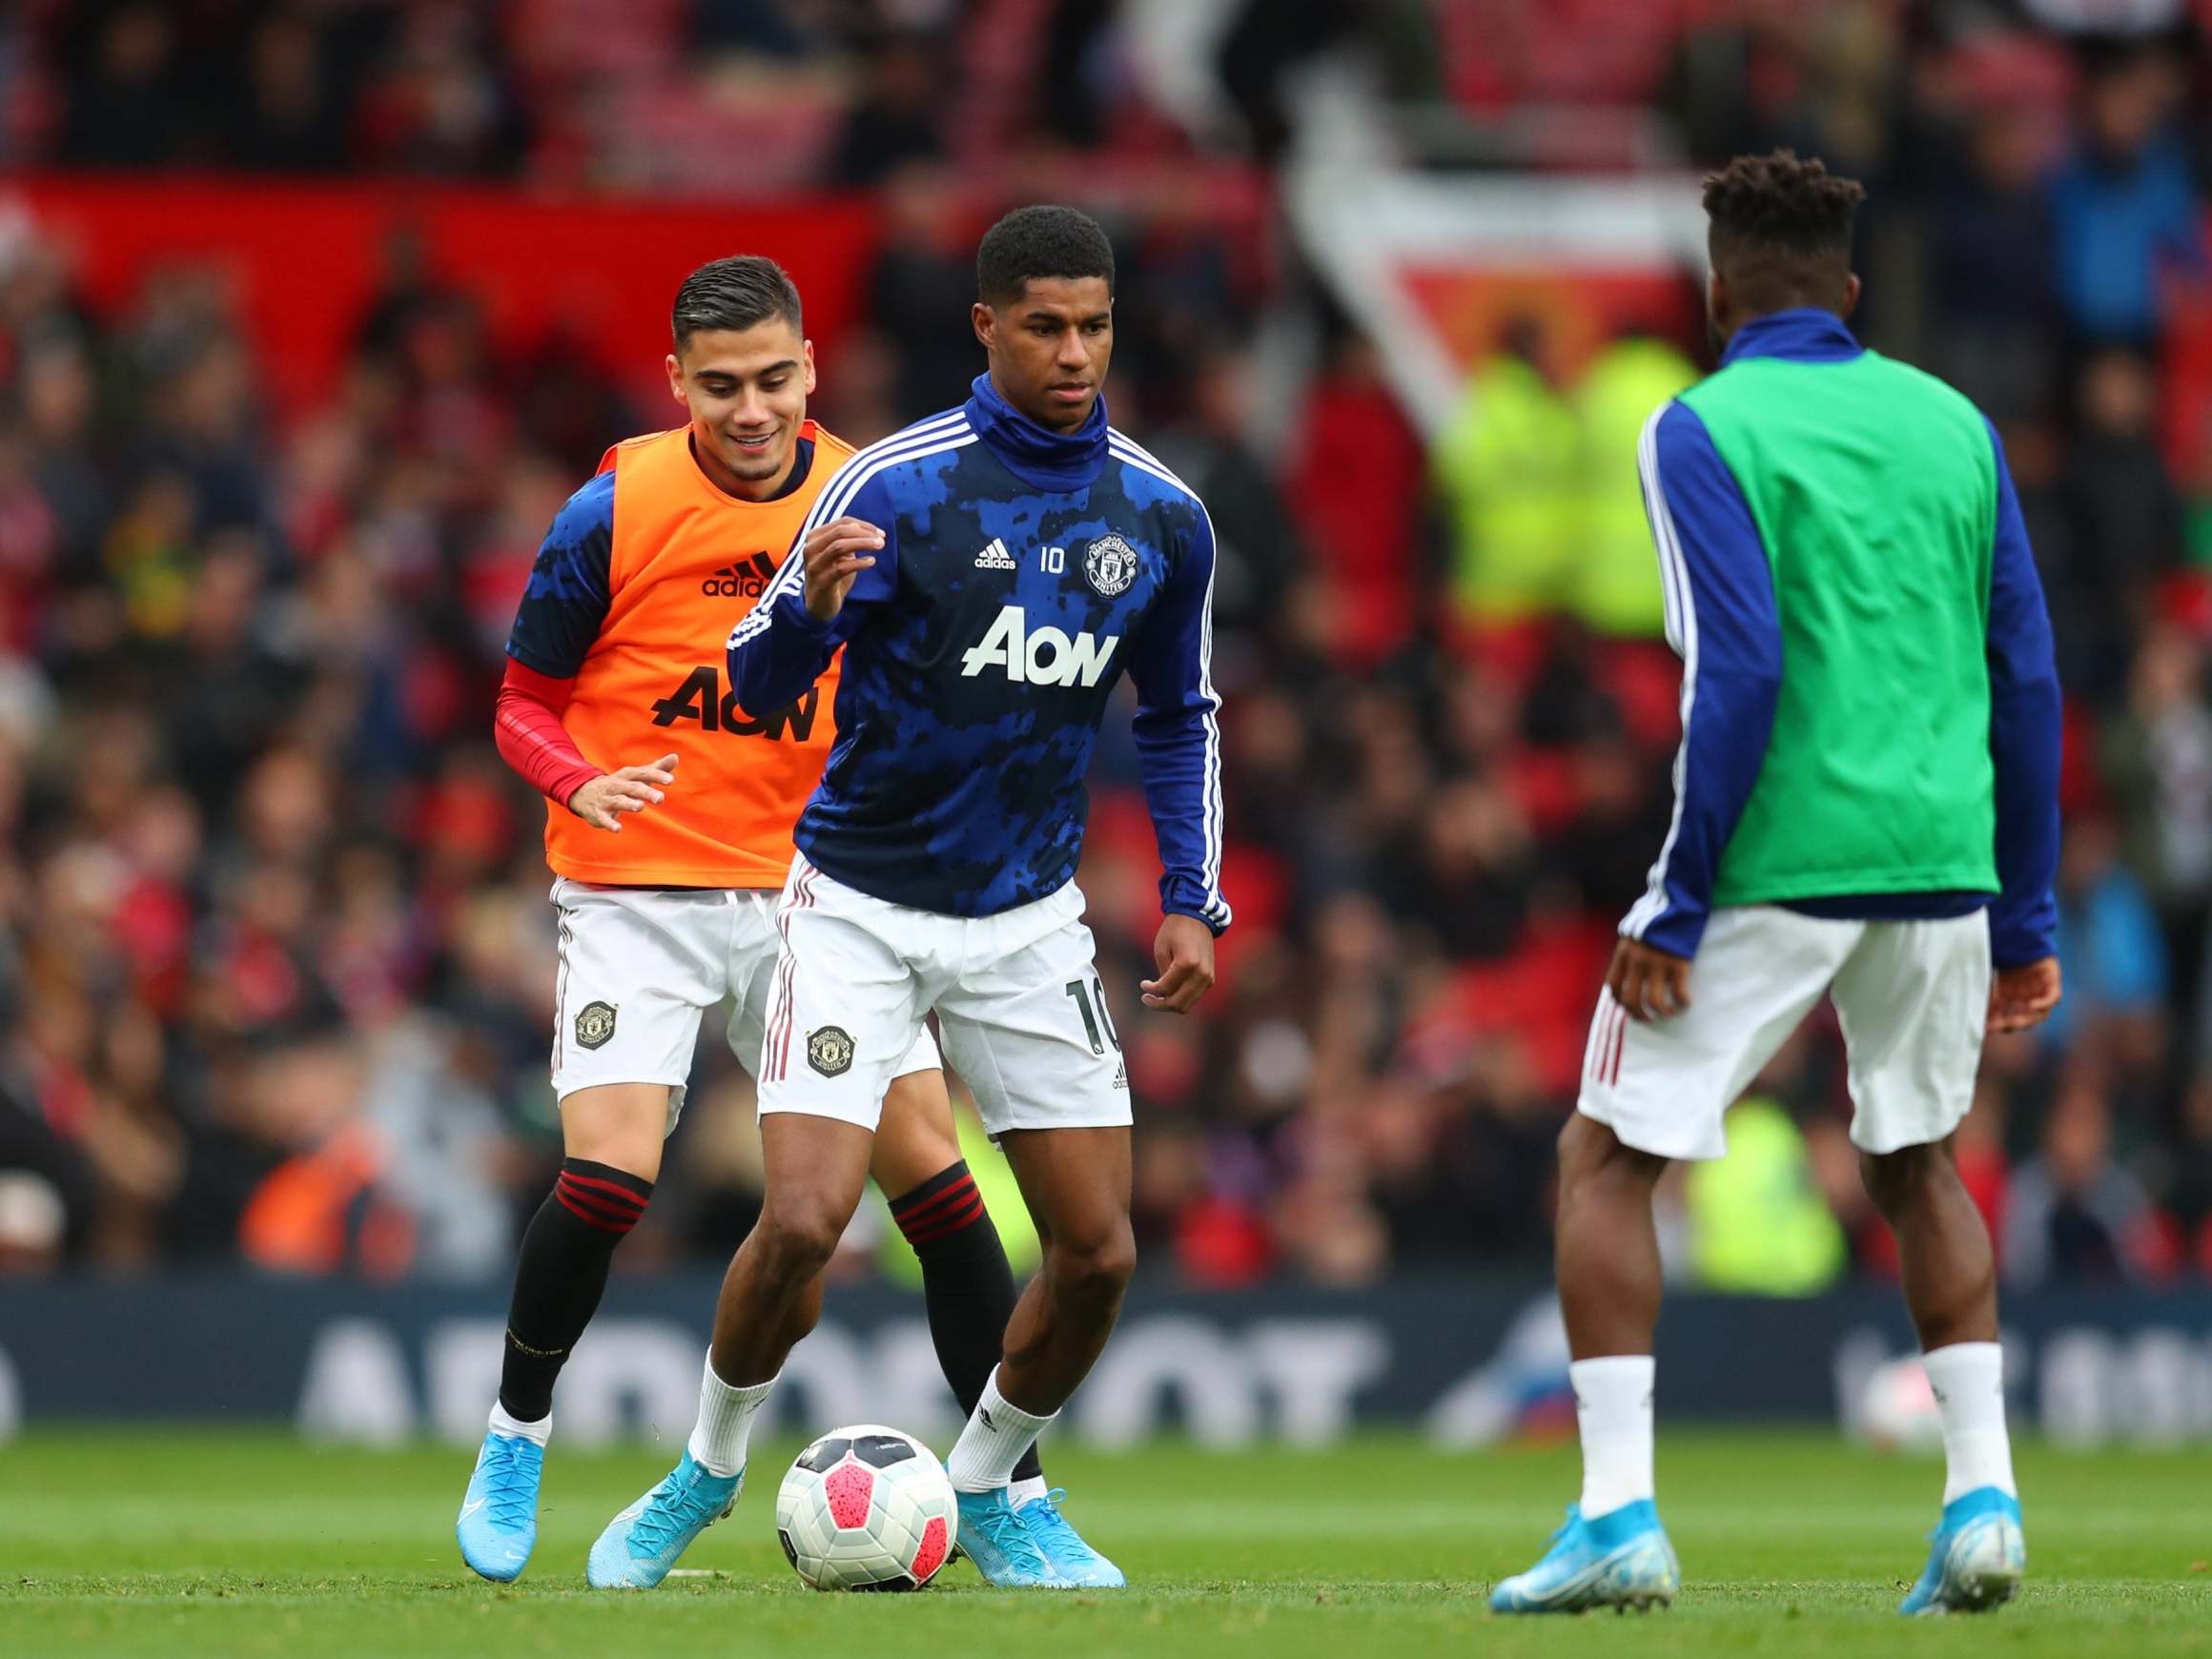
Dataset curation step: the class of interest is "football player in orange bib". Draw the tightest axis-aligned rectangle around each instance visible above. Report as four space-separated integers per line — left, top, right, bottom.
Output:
459 257 1039 1584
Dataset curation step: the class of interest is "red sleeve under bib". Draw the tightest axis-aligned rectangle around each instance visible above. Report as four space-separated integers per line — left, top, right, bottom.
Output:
494 658 601 807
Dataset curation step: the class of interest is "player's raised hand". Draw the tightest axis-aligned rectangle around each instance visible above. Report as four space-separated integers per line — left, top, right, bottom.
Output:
1607 935 1692 1022
567 754 679 833
1988 955 2061 1034
1141 913 1217 1014
801 516 885 623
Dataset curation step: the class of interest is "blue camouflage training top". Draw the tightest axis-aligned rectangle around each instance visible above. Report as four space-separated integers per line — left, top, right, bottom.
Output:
726 374 1230 930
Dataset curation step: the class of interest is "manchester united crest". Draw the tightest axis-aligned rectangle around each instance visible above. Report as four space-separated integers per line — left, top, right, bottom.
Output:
575 1000 618 1051
1082 534 1138 599
807 1025 856 1077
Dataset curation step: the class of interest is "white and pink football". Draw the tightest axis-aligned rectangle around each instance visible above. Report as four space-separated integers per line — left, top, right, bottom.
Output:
774 1424 958 1591
1859 1357 1945 1455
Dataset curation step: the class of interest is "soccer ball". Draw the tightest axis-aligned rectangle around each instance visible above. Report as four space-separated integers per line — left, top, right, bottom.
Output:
1858 1356 1945 1454
774 1424 958 1590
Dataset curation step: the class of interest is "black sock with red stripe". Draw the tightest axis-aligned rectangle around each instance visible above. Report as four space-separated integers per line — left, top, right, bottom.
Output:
497 1157 654 1423
891 1160 1042 1485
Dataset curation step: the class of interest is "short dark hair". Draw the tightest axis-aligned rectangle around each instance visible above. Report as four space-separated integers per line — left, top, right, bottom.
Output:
975 206 1115 308
1702 150 1865 314
671 256 802 350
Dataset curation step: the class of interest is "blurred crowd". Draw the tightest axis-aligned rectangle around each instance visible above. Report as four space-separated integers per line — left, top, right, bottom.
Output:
1 1 2211 1298
1 0 1192 193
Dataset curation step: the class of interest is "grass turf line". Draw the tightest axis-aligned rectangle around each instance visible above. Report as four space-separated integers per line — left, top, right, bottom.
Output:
2 1430 2208 1658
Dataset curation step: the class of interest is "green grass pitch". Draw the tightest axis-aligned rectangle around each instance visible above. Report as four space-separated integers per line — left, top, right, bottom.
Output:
3 1429 2208 1658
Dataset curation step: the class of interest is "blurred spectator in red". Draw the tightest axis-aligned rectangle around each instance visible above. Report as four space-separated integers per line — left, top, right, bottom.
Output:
1285 332 1423 668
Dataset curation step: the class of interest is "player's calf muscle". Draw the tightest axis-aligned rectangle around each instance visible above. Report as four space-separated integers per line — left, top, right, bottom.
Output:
710 1243 827 1384
994 1207 1135 1407
1862 1140 1997 1348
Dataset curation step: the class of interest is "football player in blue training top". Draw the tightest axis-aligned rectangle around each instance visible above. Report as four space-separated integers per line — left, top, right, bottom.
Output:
584 205 1229 1591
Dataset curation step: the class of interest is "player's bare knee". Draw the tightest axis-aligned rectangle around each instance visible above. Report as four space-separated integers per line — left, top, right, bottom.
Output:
558 1085 669 1183
754 1191 850 1280
1860 1138 1956 1218
1556 1113 1598 1176
1557 1112 1620 1179
1047 1219 1136 1305
1559 1113 1665 1198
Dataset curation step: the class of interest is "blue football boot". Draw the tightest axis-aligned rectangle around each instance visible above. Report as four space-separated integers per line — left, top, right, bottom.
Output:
456 1430 543 1583
586 1451 741 1589
954 1487 1063 1587
1898 1487 2025 1615
1490 1501 1681 1614
1019 1488 1125 1588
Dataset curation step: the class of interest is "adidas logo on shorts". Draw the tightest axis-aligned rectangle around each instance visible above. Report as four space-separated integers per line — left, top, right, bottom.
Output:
973 538 1017 571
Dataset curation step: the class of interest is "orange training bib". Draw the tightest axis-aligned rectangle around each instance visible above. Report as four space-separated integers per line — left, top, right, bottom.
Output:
541 422 851 889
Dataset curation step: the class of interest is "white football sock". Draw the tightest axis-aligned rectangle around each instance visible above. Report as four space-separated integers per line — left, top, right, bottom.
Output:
1572 1355 1655 1518
1921 1342 2015 1503
487 1400 551 1447
686 1355 777 1478
945 1368 1055 1494
1009 1476 1049 1509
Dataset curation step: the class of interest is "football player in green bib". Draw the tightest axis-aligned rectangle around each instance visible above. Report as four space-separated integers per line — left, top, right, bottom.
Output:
1493 152 2061 1618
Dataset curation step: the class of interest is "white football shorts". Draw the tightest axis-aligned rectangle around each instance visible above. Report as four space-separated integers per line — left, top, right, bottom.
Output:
1576 905 1992 1161
754 854 1132 1137
548 877 939 1135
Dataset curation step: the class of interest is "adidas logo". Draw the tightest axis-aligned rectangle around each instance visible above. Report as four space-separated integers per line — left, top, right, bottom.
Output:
973 538 1017 571
1112 1059 1127 1091
702 552 779 597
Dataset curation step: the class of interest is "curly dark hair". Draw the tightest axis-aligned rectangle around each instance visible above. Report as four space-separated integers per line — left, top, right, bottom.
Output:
975 205 1116 307
671 256 802 351
1702 150 1864 313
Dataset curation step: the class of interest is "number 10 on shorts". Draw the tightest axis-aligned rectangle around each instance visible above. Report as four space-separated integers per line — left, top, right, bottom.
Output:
1065 978 1121 1056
